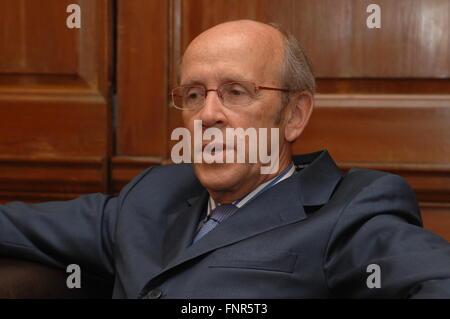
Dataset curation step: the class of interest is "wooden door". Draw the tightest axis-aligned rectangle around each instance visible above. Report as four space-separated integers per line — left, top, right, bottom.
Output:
0 0 113 202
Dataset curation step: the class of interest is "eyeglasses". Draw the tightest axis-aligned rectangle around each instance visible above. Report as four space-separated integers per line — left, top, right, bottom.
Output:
170 81 290 110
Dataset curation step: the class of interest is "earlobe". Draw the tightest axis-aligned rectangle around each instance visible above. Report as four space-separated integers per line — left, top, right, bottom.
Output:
284 92 314 142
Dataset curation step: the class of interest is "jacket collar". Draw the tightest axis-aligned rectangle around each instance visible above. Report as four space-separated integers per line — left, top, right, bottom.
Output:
293 149 343 206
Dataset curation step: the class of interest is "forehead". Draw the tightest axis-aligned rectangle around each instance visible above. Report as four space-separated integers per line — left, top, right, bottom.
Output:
180 30 283 85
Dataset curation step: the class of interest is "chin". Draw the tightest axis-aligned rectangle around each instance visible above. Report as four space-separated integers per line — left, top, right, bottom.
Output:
193 162 248 191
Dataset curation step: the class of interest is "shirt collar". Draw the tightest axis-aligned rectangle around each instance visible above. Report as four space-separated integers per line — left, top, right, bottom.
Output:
207 163 296 216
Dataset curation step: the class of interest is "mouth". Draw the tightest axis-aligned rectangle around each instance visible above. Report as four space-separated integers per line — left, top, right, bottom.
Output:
201 142 234 155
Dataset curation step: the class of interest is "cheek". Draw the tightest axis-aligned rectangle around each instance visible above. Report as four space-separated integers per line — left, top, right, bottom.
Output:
228 103 268 128
250 100 281 127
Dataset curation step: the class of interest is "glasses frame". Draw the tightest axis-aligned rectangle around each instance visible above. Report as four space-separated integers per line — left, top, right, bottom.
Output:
170 81 291 111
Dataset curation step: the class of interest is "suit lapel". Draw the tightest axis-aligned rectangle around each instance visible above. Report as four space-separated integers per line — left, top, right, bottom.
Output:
157 174 306 277
162 190 208 266
293 150 343 206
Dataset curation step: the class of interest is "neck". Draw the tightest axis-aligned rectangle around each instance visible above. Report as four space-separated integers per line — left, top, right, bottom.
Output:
207 152 292 204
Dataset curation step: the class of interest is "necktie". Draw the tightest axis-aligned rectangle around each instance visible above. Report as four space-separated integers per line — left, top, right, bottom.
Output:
193 204 238 243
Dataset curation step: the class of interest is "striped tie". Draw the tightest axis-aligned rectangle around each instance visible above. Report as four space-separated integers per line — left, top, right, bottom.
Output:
193 204 238 243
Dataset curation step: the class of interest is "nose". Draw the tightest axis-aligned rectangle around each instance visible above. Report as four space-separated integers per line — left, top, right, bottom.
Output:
196 89 227 128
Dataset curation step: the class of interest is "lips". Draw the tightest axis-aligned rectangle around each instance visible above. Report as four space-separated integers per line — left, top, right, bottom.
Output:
202 142 233 154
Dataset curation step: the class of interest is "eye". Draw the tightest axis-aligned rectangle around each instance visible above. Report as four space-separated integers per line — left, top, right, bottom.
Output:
230 88 245 95
184 87 203 100
187 92 199 99
226 84 249 96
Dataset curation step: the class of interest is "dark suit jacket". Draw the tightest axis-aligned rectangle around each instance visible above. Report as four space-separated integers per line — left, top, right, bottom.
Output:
1 150 449 298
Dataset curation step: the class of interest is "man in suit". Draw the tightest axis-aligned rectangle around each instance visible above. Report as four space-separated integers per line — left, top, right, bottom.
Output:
1 20 450 298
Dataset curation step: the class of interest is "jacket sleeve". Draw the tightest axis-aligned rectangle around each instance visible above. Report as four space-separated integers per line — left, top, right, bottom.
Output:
0 194 118 280
0 167 153 280
323 172 450 299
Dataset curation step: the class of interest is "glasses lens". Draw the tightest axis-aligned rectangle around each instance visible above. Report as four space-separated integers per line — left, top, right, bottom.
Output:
173 86 205 109
220 82 255 107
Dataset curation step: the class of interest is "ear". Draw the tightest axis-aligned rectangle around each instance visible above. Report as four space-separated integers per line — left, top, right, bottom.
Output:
284 91 314 142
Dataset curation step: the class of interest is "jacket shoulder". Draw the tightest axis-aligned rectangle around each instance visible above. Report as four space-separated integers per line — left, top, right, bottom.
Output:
117 163 203 206
328 166 421 226
337 167 413 196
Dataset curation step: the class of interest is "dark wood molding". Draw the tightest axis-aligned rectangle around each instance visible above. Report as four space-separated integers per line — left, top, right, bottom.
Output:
0 156 107 203
315 94 450 108
316 79 450 94
168 0 182 87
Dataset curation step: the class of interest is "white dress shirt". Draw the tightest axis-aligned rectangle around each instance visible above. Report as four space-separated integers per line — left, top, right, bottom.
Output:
206 163 296 217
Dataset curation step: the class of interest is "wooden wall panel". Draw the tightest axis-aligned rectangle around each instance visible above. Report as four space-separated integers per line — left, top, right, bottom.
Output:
297 96 450 164
421 203 450 241
180 0 450 79
0 0 112 201
0 94 107 156
0 0 79 74
351 0 450 78
0 156 105 204
116 0 169 156
181 0 353 77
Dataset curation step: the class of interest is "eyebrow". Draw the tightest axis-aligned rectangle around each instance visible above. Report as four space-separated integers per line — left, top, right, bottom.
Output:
180 75 253 87
180 79 205 86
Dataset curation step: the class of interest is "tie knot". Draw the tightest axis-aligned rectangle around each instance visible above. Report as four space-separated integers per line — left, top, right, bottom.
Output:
209 204 238 223
192 203 238 243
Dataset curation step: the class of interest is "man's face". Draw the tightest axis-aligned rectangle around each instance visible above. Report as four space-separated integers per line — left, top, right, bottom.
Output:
180 26 289 199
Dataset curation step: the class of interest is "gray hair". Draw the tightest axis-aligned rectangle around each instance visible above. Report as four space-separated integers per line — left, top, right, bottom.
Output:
269 23 316 104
